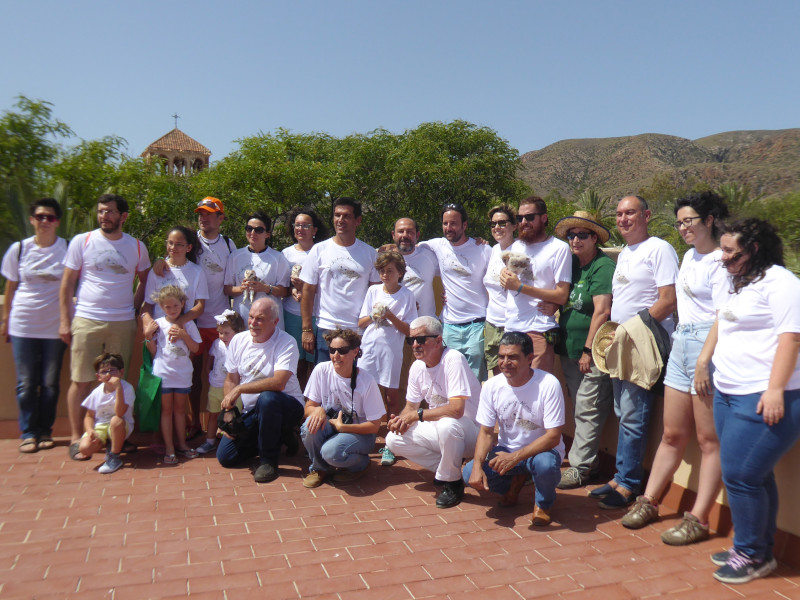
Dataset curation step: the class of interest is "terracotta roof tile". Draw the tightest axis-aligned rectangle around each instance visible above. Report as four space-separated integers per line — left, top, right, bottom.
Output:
143 128 211 155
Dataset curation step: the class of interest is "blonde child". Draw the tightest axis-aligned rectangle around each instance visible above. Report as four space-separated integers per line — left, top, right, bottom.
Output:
79 353 135 474
357 251 417 465
144 285 202 464
196 309 246 454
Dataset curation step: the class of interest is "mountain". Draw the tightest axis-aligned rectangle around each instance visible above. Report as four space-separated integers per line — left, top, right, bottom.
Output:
518 129 800 200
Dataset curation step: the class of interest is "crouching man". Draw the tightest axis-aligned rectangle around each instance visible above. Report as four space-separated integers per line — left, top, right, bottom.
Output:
463 331 565 525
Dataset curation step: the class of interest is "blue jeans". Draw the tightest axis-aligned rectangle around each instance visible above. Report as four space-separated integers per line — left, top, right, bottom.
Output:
11 336 67 439
443 321 487 382
217 391 304 468
300 419 375 473
462 445 561 509
714 388 800 559
612 378 654 492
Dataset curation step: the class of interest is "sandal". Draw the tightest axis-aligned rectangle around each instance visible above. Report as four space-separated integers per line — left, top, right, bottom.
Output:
177 448 198 459
37 436 55 450
69 441 90 461
163 454 178 465
19 438 38 454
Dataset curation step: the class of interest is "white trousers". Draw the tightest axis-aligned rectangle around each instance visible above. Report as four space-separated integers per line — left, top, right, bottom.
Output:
386 415 479 482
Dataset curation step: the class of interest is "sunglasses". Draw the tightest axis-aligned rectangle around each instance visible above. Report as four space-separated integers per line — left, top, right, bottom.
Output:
566 231 592 240
294 223 313 230
516 213 545 223
490 219 511 228
405 335 437 346
245 225 267 234
328 346 354 355
33 213 58 223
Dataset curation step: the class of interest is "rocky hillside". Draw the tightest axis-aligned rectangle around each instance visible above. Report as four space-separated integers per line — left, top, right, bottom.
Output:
519 128 800 200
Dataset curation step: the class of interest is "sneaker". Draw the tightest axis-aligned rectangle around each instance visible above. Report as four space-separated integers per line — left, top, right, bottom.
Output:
436 480 465 508
196 440 217 454
711 548 776 568
713 548 778 584
661 512 709 545
621 496 659 529
98 453 123 474
254 463 278 483
557 466 585 490
598 489 636 510
303 470 328 489
379 447 396 466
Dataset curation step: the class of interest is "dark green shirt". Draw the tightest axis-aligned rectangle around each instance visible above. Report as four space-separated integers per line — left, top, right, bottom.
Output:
558 252 615 360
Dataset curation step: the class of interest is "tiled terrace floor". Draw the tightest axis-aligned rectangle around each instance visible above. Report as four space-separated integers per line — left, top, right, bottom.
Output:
1 434 798 600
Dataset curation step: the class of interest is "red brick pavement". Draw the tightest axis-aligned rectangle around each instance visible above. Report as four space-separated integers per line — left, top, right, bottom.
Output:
1 437 798 599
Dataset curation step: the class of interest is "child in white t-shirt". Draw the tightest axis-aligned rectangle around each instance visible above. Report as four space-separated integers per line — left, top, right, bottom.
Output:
357 251 417 420
144 285 202 465
196 309 246 454
79 353 136 474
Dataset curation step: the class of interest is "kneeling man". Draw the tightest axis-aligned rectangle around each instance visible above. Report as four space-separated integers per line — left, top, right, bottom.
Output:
219 297 305 483
385 316 481 508
463 331 565 525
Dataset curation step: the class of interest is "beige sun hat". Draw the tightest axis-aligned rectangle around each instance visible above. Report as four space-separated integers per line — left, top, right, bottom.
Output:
554 210 610 245
592 321 619 374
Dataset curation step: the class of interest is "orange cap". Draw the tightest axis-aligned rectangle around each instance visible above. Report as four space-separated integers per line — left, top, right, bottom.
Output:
195 197 224 213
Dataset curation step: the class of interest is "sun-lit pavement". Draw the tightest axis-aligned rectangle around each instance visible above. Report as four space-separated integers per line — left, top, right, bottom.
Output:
1 435 798 600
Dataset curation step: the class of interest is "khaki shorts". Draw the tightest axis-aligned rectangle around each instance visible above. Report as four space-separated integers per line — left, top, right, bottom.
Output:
484 321 504 370
206 386 242 414
83 421 131 444
70 317 137 382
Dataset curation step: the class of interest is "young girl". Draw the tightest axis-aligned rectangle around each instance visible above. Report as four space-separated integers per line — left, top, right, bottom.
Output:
196 309 246 454
145 285 202 464
357 251 417 465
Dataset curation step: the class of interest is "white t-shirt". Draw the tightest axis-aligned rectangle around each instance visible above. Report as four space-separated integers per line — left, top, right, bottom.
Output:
224 246 291 327
421 238 491 324
476 370 565 460
208 338 229 388
303 361 386 422
299 238 378 330
63 230 151 321
406 348 481 421
358 284 418 388
143 260 209 319
1 237 67 338
504 237 572 333
81 379 135 432
152 317 202 389
676 248 730 323
196 233 236 329
224 329 303 412
483 244 509 328
281 244 320 317
713 265 800 395
611 236 679 334
402 246 440 317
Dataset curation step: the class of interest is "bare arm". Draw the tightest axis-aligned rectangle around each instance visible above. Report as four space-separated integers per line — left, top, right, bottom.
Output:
488 426 563 476
357 315 373 330
648 284 677 324
384 308 411 336
133 268 149 311
300 283 318 353
693 317 719 397
499 268 570 305
111 378 127 417
1 279 17 339
59 267 80 345
303 399 328 434
222 369 292 411
178 299 205 326
330 414 381 435
758 331 800 426
467 425 496 491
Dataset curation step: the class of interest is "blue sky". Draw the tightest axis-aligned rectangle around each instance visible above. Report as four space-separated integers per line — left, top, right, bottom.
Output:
2 1 798 161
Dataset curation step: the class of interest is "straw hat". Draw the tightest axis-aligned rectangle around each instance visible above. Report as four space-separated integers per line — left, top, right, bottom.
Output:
554 211 610 245
592 321 619 374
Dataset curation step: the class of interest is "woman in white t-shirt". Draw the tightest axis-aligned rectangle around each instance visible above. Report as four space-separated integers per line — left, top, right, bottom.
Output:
300 329 384 488
705 219 800 585
483 203 517 375
623 192 730 545
1 198 67 453
281 207 329 386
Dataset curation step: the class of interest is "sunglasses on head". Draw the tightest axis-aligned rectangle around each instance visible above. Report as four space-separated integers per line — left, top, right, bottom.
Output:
197 199 220 210
516 213 545 223
328 345 354 355
33 214 58 223
245 225 267 234
566 231 592 240
405 334 437 346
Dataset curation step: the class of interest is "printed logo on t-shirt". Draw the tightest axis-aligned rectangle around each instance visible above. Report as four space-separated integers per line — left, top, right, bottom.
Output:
201 253 225 273
166 342 188 357
444 253 471 277
497 396 540 432
331 256 363 281
92 248 130 274
568 281 586 311
680 276 697 300
403 264 423 288
26 255 61 282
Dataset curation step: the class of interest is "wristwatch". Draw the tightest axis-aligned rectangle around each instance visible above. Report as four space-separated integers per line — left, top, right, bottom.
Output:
582 346 592 355
417 408 424 422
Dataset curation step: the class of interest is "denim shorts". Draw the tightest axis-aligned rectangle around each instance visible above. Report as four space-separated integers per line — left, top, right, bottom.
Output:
663 321 714 394
162 386 192 395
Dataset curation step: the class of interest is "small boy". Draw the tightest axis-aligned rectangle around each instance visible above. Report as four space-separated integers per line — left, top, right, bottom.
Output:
79 353 135 474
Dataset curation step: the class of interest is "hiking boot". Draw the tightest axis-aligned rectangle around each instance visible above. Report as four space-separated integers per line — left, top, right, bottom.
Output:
98 453 123 474
436 480 465 508
661 512 709 545
303 470 328 489
254 463 278 483
557 466 585 489
713 548 778 584
379 447 396 466
621 496 658 529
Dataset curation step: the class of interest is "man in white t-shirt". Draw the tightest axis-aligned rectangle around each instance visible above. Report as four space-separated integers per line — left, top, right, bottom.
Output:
590 195 679 509
463 331 565 526
391 217 439 317
500 196 571 374
299 197 379 362
421 204 492 381
385 316 481 508
59 194 151 461
218 297 305 483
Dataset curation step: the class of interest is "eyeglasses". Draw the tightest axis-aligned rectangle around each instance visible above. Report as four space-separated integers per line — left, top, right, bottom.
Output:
97 209 119 217
294 223 313 230
405 335 438 346
245 225 267 234
33 213 58 223
197 199 221 211
674 216 703 230
566 231 592 240
490 219 511 228
516 213 545 223
328 346 354 355
97 368 120 376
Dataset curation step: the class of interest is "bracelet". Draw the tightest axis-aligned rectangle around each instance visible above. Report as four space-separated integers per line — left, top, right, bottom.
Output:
582 346 592 355
267 284 272 295
302 328 313 333
515 282 524 296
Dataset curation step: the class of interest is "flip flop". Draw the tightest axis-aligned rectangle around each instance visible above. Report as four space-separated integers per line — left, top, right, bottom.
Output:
177 448 198 459
163 454 178 465
69 441 90 461
19 438 38 454
37 436 55 450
